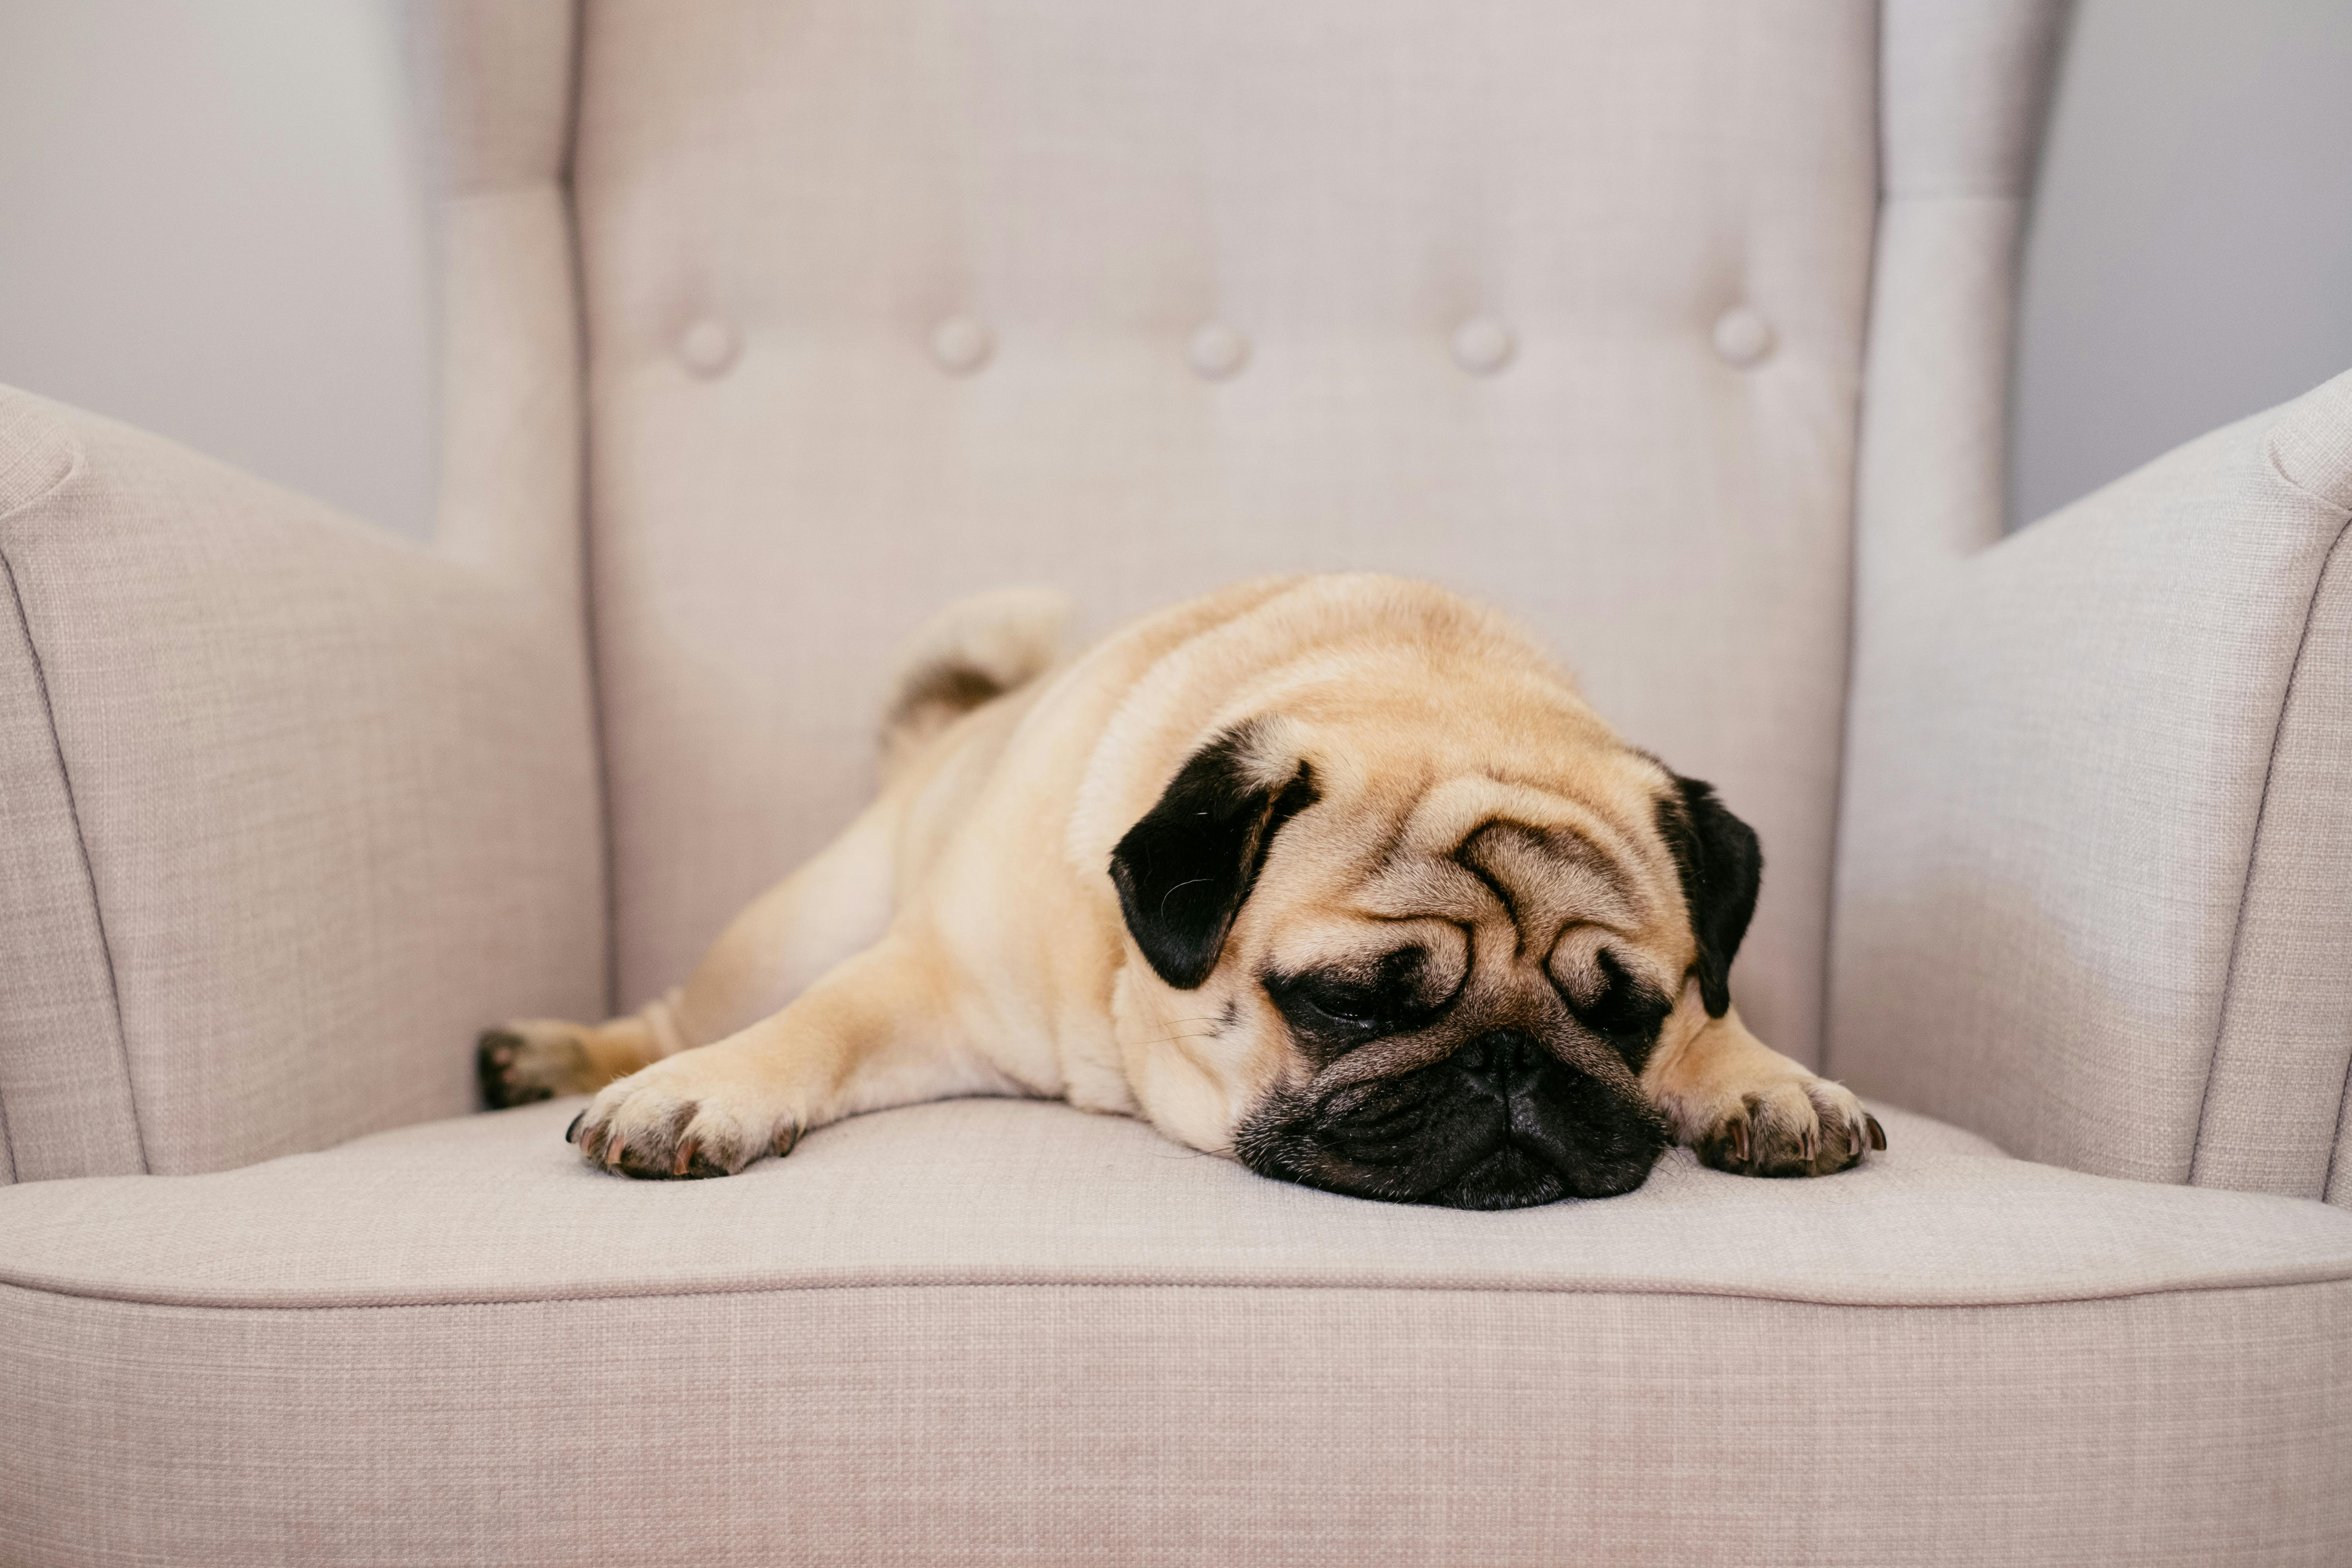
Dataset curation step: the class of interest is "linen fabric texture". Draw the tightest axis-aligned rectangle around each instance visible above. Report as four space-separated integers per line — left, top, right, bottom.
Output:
0 390 606 1183
5 0 2352 1562
4 1098 2351 1566
1833 371 2352 1199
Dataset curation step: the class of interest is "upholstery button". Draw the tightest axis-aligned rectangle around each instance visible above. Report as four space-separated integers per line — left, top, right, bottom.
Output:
678 317 740 377
1711 306 1775 368
1450 316 1515 375
929 316 993 375
1187 323 1249 380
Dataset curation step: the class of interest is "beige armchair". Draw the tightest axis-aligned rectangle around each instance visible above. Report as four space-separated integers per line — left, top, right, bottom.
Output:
4 2 2347 1562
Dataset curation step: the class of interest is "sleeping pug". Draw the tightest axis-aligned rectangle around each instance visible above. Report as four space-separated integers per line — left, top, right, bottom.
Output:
480 575 1881 1209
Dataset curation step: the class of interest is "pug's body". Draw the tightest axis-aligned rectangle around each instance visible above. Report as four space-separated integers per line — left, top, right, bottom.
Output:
481 575 1880 1208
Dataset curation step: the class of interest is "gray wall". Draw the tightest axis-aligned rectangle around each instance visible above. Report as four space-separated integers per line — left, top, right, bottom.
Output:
2012 0 2352 526
2 3 2348 541
0 0 436 537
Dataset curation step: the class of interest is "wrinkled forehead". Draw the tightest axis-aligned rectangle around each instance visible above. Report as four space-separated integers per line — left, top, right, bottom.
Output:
1354 772 1665 933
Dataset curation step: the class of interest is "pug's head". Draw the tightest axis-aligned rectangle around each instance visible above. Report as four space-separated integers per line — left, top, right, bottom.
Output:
1107 700 1759 1211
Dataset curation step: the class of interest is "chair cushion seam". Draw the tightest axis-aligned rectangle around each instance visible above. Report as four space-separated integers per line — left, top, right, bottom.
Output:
0 1052 15 1185
2327 1063 2352 1201
2189 508 2352 1189
5 1258 2349 1316
0 408 83 526
0 543 149 1176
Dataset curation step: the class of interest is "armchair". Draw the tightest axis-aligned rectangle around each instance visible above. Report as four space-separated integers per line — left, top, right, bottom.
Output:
4 1 2347 1563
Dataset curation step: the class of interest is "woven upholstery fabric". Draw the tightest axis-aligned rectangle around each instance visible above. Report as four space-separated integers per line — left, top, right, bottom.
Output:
571 0 1883 1063
0 389 607 1179
407 0 591 608
17 0 2351 1553
1834 371 2352 1197
2196 514 2352 1201
1858 0 2067 580
0 395 138 1183
4 1097 2349 1566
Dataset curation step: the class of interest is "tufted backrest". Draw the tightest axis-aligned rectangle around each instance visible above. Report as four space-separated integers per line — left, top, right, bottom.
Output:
416 0 2063 1069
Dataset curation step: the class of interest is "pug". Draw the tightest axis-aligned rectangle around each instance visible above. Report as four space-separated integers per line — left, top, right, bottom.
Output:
479 575 1882 1209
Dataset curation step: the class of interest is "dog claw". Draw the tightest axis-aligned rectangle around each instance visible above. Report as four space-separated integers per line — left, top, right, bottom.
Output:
565 1111 585 1144
1728 1117 1750 1165
672 1136 698 1178
1866 1114 1886 1152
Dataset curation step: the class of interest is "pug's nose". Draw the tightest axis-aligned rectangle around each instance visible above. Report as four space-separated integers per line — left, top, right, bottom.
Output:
1455 1030 1545 1094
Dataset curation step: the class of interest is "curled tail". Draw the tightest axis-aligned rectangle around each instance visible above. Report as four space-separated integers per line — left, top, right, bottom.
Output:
880 586 1073 781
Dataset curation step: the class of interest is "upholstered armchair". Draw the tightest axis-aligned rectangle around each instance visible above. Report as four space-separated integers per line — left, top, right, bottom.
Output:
4 2 2347 1562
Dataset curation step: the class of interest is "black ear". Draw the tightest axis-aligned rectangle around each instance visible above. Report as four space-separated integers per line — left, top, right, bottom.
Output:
1109 724 1319 990
1653 773 1762 1018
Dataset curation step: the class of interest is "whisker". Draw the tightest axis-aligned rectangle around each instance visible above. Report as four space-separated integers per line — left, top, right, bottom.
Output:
1131 1029 1223 1048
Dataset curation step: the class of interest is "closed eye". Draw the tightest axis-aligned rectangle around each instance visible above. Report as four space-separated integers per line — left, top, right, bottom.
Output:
1561 947 1673 1043
1290 979 1387 1027
1270 949 1449 1048
1263 951 1437 1042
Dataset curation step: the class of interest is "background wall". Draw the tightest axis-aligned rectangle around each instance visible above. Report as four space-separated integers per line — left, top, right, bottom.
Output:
1 2 2348 541
2011 0 2352 526
0 0 436 537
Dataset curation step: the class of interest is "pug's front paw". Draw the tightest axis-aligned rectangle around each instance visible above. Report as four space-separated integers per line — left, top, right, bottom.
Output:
567 1047 807 1180
1686 1074 1883 1178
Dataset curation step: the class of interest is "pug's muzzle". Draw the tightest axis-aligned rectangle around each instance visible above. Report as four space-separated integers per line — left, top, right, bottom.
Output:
1236 1029 1670 1210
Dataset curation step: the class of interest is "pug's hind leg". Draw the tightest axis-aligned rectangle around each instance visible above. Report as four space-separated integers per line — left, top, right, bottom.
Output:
481 801 902 1114
1642 1002 1884 1178
477 1012 674 1109
569 933 1012 1180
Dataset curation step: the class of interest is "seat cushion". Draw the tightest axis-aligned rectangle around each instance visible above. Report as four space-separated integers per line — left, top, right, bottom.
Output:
4 1098 2349 1566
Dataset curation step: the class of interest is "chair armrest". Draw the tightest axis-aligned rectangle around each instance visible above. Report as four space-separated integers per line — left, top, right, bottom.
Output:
1832 369 2352 1201
0 388 604 1181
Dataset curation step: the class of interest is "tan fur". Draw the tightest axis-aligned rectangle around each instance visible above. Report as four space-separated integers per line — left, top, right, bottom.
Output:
877 585 1071 784
490 575 1876 1190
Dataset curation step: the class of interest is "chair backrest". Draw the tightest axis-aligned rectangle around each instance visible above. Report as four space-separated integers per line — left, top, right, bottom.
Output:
416 0 2063 1067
